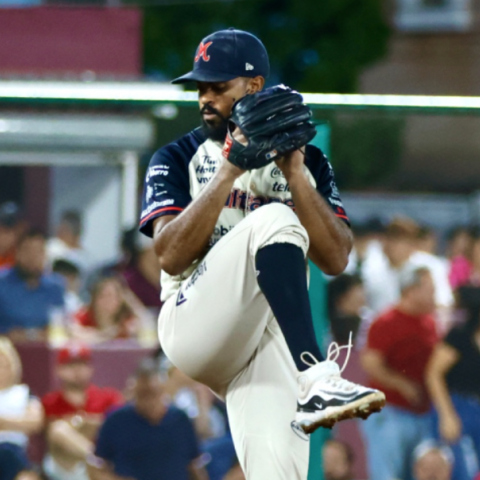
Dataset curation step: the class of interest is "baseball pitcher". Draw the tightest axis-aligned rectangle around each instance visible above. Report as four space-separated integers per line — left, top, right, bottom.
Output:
140 28 385 480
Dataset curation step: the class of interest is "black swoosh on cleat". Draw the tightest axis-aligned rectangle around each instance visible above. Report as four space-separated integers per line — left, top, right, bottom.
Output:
297 392 373 413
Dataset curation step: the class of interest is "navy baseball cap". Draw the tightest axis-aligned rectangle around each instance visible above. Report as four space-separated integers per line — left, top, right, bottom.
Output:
172 28 270 84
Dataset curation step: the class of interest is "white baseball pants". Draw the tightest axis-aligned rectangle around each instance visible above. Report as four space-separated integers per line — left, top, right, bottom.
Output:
158 203 310 480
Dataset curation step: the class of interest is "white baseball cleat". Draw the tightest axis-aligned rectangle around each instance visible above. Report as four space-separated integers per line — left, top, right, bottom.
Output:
295 336 385 434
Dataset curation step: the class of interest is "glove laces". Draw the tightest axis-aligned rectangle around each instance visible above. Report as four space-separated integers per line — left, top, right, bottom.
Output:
300 332 353 374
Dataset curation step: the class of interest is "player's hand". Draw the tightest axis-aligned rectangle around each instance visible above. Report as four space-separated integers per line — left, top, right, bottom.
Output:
275 149 305 181
219 158 245 180
396 378 423 406
439 411 462 443
232 125 247 146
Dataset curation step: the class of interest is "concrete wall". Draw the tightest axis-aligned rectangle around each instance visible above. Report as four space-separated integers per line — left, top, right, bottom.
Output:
361 1 480 95
0 7 142 76
356 3 480 192
50 165 123 268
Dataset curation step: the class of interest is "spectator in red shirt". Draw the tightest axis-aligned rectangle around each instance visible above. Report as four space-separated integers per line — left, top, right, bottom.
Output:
41 343 122 480
360 266 439 480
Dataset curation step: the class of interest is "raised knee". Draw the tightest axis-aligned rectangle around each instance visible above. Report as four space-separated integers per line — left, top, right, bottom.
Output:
248 204 309 255
252 203 299 224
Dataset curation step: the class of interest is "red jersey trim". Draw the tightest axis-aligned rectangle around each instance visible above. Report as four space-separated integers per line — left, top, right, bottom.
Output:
335 214 349 221
140 206 184 224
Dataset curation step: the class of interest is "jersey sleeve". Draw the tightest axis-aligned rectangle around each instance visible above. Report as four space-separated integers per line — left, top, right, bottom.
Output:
304 145 349 225
139 148 191 238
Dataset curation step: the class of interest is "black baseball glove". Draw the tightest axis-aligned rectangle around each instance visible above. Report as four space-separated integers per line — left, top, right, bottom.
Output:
222 84 316 170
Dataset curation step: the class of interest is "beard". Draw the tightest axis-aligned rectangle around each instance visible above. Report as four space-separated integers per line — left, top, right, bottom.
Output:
200 104 230 142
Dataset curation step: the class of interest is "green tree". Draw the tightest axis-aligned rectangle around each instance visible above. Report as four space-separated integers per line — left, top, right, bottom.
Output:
328 114 405 188
143 0 389 93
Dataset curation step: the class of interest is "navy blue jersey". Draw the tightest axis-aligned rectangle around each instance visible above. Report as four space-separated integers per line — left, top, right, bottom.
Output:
139 128 349 300
140 127 348 236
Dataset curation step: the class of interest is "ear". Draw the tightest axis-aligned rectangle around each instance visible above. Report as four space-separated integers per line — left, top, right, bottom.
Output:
246 76 265 94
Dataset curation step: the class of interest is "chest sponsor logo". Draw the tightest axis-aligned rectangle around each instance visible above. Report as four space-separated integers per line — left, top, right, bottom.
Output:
146 165 169 181
212 225 235 240
224 188 295 211
248 194 295 211
270 167 284 179
196 155 218 184
225 189 248 210
272 181 289 193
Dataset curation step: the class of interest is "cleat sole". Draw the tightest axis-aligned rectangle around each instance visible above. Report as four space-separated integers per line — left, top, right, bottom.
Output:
296 392 386 435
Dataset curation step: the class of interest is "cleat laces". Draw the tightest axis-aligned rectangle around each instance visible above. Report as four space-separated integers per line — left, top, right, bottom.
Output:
300 331 353 373
300 333 356 391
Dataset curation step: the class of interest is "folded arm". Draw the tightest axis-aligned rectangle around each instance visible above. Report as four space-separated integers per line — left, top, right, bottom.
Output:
276 150 352 275
0 399 43 435
154 161 244 276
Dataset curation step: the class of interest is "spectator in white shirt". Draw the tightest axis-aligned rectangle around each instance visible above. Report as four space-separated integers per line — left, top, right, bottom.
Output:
47 211 91 275
344 218 385 276
52 259 84 320
361 217 453 323
0 337 43 480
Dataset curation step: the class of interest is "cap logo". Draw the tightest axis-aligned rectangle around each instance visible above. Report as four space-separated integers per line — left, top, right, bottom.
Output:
246 63 254 71
195 41 213 63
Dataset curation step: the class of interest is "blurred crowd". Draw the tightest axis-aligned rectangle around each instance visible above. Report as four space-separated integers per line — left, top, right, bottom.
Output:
327 216 480 480
0 338 243 480
0 202 161 345
2 197 480 480
0 201 243 480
